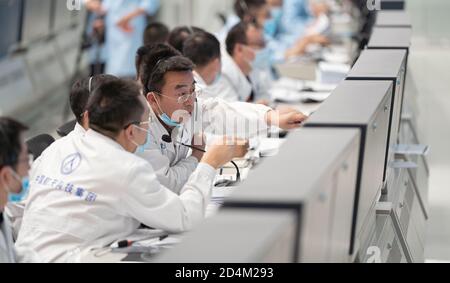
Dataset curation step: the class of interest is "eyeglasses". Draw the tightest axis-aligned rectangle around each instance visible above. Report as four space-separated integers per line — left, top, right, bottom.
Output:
124 120 150 130
155 88 202 104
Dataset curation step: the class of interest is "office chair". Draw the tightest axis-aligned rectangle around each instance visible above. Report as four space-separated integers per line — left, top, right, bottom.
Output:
26 134 55 160
57 120 77 137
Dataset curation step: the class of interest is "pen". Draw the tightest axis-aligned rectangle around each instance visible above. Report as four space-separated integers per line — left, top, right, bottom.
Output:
111 235 169 249
111 240 134 249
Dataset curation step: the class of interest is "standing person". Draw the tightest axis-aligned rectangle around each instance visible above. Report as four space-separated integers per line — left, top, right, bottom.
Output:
103 0 160 78
84 0 107 76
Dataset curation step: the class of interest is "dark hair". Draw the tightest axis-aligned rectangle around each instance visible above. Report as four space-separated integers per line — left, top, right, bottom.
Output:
136 45 152 80
183 31 221 68
70 74 118 124
144 22 170 46
87 79 145 136
168 26 205 53
138 44 195 94
234 0 267 20
226 22 250 56
0 117 28 169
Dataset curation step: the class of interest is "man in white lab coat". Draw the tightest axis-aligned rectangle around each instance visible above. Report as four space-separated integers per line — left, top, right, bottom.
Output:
136 43 307 193
5 75 118 240
15 79 247 263
214 21 270 103
0 118 34 263
182 30 307 135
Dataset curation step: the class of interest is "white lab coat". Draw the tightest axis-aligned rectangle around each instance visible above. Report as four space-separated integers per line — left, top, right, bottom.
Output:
193 73 271 137
16 129 216 263
137 108 199 195
0 213 38 263
138 78 271 192
210 51 253 102
0 213 16 263
249 68 273 102
6 123 87 241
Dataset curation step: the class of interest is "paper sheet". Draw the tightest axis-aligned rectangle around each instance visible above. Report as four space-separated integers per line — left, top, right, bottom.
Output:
389 161 418 169
300 91 332 103
393 144 430 156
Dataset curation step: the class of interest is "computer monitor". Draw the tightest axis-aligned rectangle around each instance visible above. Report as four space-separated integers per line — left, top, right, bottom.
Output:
375 11 411 28
346 49 407 181
153 209 297 263
0 0 23 58
221 128 360 262
21 0 52 44
367 27 412 55
304 80 393 257
367 27 412 77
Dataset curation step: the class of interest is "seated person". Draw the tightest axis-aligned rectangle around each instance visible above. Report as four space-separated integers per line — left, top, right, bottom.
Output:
0 117 37 262
167 26 204 53
143 22 170 46
183 28 270 104
214 22 267 103
15 79 247 262
136 43 307 192
70 74 119 134
5 75 117 239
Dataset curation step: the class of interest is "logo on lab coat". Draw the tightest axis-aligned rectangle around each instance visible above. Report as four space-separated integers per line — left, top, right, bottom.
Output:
61 153 82 175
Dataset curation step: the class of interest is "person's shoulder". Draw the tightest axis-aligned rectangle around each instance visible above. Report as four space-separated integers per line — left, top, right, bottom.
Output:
37 133 75 160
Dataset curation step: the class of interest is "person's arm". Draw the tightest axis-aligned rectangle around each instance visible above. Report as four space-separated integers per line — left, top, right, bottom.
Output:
284 34 330 59
139 147 199 195
265 109 308 130
122 138 247 233
200 98 307 139
116 9 146 33
116 0 160 33
280 0 311 38
83 0 104 14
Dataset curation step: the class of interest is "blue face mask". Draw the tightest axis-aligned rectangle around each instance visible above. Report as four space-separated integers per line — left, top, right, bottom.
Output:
153 94 181 128
159 113 181 128
251 48 273 70
133 129 152 155
264 8 282 38
8 170 30 203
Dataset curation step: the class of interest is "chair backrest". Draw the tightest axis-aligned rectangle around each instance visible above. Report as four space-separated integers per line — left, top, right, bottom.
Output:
26 134 55 160
56 120 77 137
